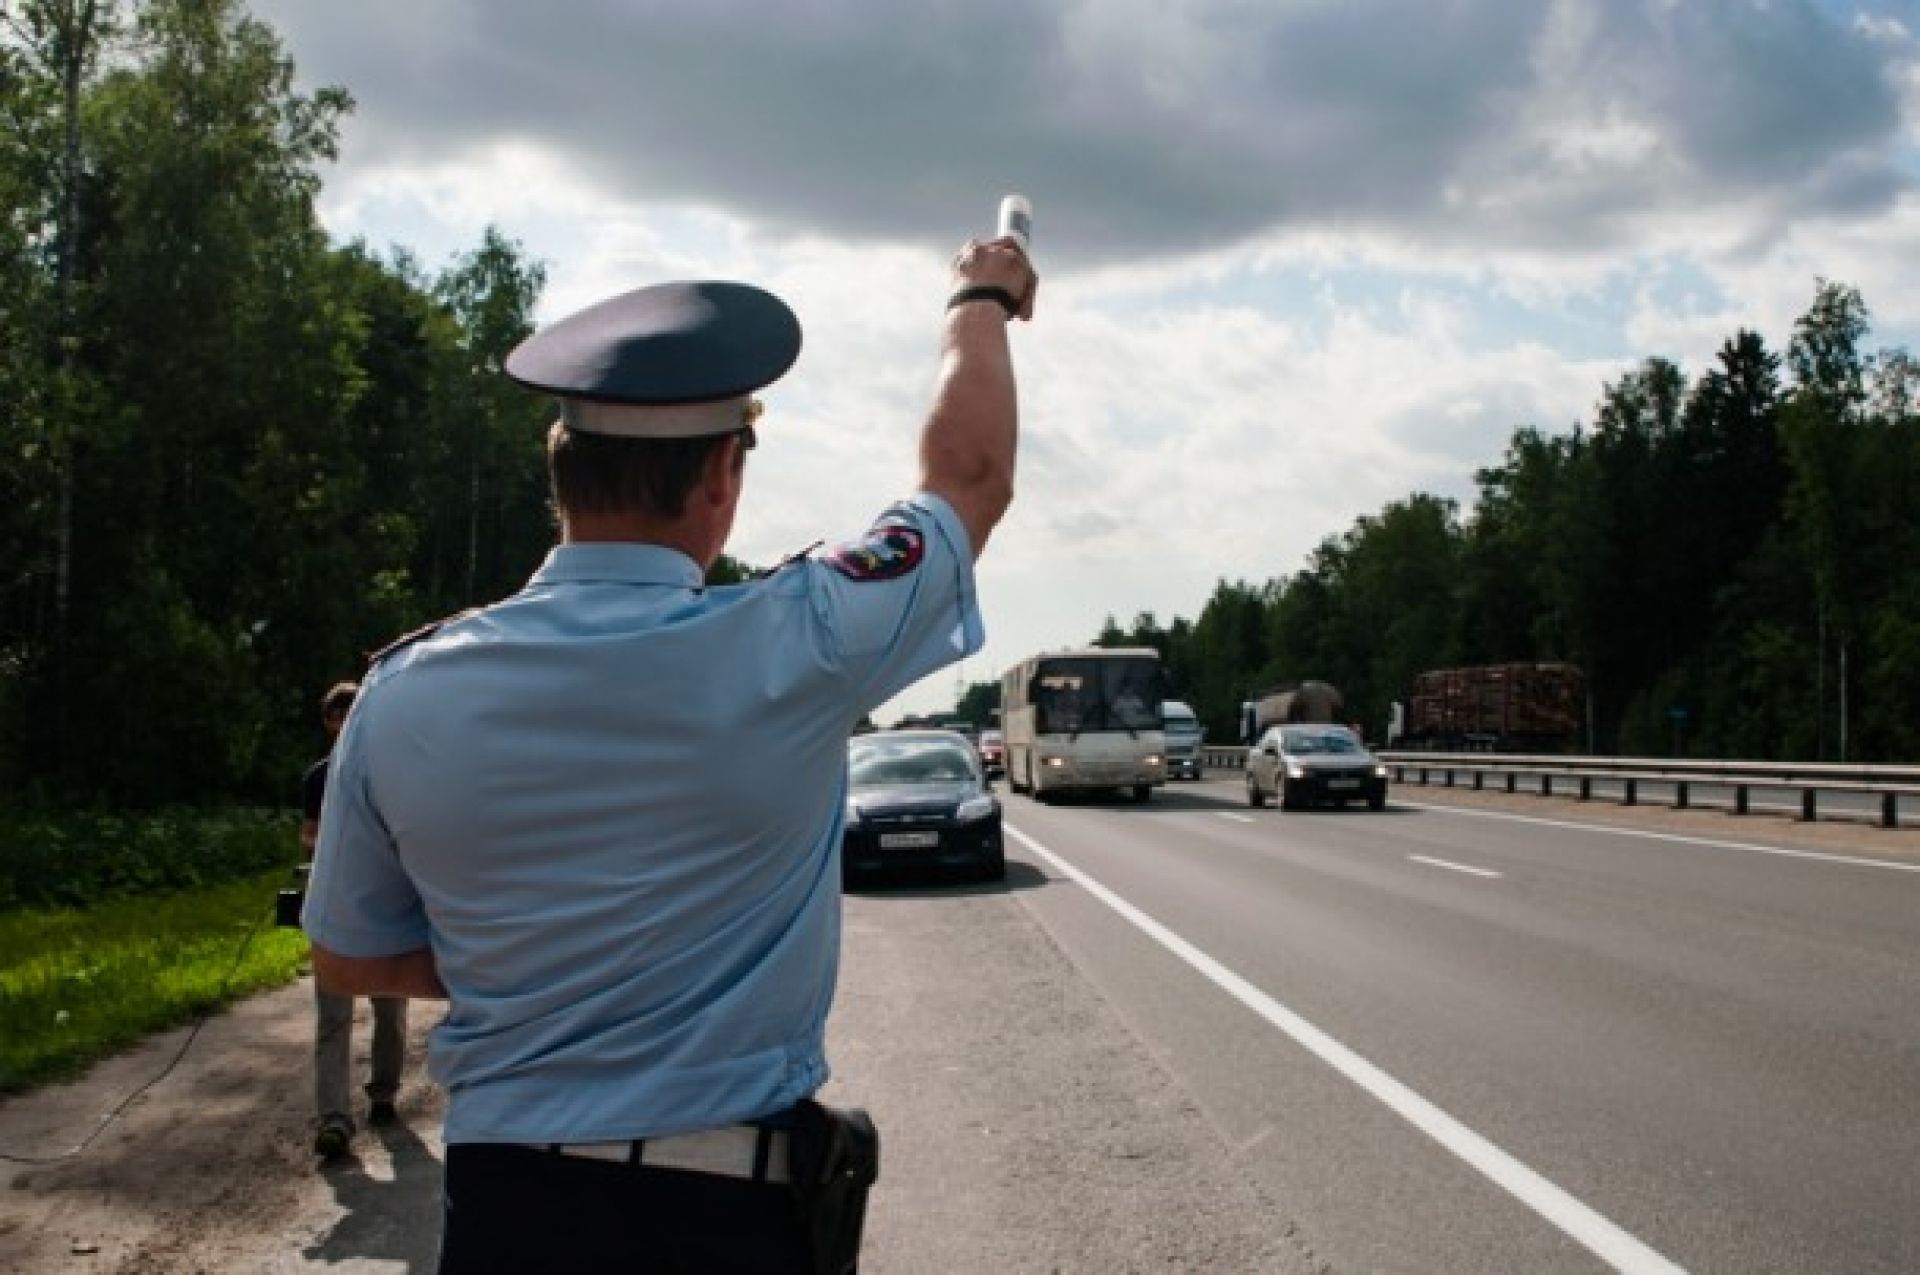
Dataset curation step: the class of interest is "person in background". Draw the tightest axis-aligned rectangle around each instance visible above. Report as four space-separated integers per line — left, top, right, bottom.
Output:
302 680 408 1162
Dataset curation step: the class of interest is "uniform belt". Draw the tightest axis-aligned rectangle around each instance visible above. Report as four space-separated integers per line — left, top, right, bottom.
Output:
533 1124 790 1184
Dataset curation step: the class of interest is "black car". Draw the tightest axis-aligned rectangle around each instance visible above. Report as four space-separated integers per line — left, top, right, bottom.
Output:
843 730 1005 883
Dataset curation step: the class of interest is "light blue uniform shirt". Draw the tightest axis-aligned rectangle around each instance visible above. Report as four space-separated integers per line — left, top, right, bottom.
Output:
304 493 982 1144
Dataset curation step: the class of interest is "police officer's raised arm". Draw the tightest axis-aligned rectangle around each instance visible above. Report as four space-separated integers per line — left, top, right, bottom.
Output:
919 236 1036 558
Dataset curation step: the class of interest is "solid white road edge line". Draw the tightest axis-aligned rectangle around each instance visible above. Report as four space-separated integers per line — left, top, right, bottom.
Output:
1213 813 1256 824
1408 854 1503 879
1005 822 1686 1275
1399 800 1920 873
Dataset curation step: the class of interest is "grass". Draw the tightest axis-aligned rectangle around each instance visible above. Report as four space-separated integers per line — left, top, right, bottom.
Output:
0 869 312 1095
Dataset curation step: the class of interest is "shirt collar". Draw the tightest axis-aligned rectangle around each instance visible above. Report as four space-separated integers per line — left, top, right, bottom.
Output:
527 542 707 589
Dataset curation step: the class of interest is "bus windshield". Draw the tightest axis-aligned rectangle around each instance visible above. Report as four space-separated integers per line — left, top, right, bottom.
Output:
1032 658 1166 734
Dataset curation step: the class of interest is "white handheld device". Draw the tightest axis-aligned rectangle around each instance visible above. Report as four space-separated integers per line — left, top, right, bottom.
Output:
997 194 1033 252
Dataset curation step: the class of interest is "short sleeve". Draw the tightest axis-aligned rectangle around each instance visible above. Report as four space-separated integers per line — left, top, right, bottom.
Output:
804 493 985 712
301 700 430 957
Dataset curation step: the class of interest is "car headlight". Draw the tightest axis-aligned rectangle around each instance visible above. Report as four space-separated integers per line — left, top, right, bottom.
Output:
955 794 997 821
1374 765 1389 779
1044 756 1065 768
1286 764 1306 779
1144 754 1162 766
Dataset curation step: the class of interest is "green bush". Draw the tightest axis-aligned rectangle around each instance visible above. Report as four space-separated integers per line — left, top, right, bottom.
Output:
0 870 311 1093
0 807 298 914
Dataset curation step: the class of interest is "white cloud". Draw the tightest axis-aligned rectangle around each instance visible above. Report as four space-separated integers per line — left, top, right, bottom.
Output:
259 0 1915 266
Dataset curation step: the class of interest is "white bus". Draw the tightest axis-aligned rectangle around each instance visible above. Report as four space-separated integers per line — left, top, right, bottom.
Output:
1000 647 1170 802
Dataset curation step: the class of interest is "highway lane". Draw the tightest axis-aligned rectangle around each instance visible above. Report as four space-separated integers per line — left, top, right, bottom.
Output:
997 778 1920 1273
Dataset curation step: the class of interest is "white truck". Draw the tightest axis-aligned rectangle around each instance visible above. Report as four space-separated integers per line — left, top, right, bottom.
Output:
1160 700 1204 779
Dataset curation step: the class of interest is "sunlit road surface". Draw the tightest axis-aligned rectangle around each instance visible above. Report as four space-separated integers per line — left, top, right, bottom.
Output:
998 777 1920 1273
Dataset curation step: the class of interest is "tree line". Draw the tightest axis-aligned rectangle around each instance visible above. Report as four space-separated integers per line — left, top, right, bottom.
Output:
1 0 767 811
0 0 571 807
1065 282 1919 763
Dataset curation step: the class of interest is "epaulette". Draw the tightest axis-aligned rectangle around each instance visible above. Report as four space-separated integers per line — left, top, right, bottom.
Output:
755 540 825 580
365 608 480 667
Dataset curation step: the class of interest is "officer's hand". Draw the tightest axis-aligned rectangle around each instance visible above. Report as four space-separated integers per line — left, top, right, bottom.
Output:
951 237 1038 321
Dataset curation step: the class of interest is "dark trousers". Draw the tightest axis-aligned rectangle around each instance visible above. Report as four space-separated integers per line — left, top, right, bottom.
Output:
439 1143 812 1274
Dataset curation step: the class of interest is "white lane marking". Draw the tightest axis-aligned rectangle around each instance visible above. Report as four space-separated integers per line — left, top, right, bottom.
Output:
1409 854 1503 879
1006 823 1685 1275
1399 800 1920 874
1214 813 1256 824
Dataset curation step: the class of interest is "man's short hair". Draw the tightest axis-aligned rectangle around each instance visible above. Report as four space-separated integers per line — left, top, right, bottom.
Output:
545 421 743 522
321 681 359 722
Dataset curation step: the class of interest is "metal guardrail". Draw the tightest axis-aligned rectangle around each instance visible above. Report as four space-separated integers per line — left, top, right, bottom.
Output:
1198 747 1920 829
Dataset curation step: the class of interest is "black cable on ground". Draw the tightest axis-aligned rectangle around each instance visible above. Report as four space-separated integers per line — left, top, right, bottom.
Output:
0 894 283 1166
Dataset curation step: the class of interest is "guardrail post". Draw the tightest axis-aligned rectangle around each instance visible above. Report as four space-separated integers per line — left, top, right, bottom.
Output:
1579 776 1591 801
1801 789 1816 822
1472 772 1484 791
1884 793 1898 829
1624 778 1637 806
1735 786 1748 815
1505 772 1516 794
1539 772 1551 797
1445 768 1455 788
1675 781 1689 811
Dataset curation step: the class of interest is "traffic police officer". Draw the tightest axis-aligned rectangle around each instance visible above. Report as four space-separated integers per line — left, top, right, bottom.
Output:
302 233 1035 1272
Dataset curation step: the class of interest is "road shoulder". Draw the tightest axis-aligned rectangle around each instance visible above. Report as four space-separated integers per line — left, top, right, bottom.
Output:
3 872 1317 1272
830 870 1319 1273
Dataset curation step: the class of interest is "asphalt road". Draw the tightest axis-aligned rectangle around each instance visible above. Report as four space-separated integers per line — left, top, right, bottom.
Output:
994 777 1920 1273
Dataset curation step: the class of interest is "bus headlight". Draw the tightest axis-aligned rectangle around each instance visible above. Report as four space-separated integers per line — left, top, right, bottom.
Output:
1286 764 1306 780
1144 754 1162 766
1044 756 1066 768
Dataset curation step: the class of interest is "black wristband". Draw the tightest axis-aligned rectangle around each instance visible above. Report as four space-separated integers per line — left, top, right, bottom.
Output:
947 284 1021 318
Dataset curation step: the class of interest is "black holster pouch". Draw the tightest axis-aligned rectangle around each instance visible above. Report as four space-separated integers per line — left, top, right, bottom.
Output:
785 1099 880 1275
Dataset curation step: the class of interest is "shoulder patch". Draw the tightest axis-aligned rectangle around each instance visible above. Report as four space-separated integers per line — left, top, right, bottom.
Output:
825 519 925 582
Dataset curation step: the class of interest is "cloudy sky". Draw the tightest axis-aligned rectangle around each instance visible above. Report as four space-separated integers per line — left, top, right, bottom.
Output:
251 0 1920 721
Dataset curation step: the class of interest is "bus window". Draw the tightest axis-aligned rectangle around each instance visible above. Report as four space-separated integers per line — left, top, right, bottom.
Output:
1032 658 1167 733
1032 670 1087 734
1103 659 1165 731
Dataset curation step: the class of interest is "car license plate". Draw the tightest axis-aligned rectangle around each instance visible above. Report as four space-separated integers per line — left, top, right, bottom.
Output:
880 831 941 849
1327 779 1361 790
